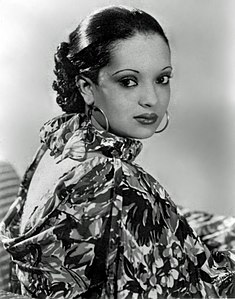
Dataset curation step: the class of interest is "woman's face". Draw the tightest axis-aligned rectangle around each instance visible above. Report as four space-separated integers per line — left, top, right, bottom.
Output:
87 33 172 139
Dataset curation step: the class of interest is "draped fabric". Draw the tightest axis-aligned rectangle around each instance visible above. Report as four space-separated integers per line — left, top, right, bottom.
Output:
0 113 235 298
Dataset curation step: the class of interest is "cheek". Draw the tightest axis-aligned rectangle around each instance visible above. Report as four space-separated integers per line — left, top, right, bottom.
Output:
96 85 138 118
106 102 134 127
160 87 171 105
103 92 131 113
113 99 134 114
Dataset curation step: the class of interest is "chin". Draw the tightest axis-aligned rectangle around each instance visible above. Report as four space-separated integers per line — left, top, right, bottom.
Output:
111 126 155 139
134 133 155 140
127 128 155 140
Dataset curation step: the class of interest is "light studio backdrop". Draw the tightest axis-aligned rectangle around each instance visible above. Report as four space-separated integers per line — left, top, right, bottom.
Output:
0 0 234 215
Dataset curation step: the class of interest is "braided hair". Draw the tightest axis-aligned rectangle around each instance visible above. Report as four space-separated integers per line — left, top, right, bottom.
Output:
53 42 84 113
53 6 169 113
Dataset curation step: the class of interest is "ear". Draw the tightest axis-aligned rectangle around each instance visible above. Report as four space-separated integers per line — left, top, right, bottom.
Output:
75 76 95 106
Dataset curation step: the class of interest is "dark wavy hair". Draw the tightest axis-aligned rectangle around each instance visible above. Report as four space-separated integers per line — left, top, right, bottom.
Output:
53 6 169 113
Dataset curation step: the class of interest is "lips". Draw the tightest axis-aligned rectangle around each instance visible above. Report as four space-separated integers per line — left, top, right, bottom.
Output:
134 113 158 125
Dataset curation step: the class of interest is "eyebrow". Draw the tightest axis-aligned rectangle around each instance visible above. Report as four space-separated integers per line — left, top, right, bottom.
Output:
112 69 139 76
112 66 173 76
162 66 173 71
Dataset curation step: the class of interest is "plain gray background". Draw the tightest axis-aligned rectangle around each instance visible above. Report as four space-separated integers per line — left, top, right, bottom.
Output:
0 0 234 215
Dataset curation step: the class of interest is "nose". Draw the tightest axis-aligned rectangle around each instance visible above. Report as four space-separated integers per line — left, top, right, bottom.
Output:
139 83 159 108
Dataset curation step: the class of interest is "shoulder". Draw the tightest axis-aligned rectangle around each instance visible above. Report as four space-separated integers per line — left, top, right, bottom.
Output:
21 152 114 231
122 162 175 205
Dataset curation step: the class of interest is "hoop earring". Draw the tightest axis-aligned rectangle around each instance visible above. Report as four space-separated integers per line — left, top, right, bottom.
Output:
88 105 109 133
155 111 170 134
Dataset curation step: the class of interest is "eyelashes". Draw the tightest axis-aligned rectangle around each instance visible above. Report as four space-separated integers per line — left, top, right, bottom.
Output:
118 74 173 88
156 75 173 85
119 78 138 87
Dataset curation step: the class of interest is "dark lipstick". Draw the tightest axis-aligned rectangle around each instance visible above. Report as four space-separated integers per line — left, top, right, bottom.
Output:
134 113 158 125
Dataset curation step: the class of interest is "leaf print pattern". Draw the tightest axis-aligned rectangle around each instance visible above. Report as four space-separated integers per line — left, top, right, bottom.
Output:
0 113 235 298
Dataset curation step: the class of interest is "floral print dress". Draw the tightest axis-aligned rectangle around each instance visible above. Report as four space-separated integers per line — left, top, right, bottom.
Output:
0 113 235 298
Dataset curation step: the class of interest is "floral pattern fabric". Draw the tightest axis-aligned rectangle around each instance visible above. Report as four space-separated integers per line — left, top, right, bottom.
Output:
0 113 235 298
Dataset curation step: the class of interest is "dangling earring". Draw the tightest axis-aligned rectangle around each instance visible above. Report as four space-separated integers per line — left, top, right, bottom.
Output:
155 111 170 133
88 105 109 132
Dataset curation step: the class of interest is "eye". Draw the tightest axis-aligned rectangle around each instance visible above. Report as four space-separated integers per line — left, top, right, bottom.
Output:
119 78 138 88
156 75 171 85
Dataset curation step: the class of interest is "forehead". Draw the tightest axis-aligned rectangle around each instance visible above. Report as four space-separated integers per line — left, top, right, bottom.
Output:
108 33 171 71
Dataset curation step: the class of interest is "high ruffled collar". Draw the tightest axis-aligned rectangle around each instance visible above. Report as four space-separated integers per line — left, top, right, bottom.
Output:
39 113 143 163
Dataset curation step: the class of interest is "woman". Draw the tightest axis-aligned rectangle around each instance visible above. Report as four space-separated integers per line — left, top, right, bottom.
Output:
0 5 235 299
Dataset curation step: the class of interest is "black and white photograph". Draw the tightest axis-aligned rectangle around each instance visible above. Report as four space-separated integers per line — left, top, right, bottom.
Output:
0 0 235 298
